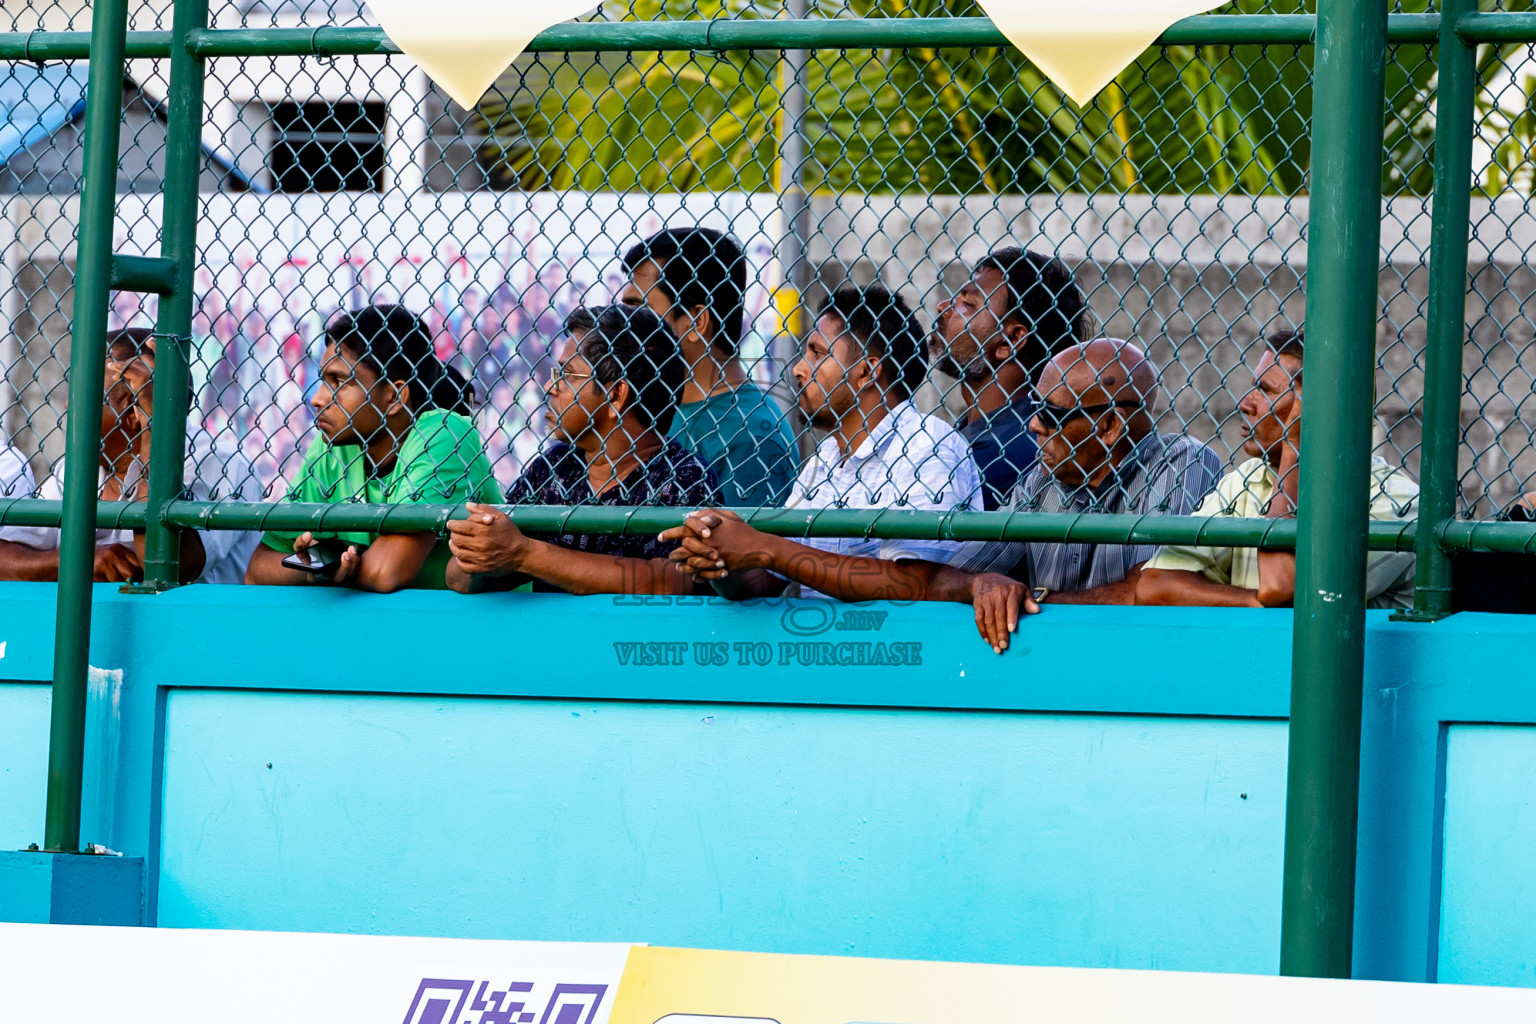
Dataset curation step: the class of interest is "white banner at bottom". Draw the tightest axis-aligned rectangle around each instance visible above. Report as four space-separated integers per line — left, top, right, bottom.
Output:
6 923 1536 1023
0 923 632 1024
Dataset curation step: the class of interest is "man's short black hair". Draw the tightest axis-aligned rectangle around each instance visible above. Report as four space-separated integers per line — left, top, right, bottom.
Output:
621 227 747 354
578 304 687 429
819 285 927 401
106 327 194 409
1265 325 1304 365
564 306 597 336
974 247 1086 374
325 304 475 416
107 326 156 361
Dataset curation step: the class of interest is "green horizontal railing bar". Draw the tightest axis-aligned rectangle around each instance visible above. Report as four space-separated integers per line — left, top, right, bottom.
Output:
0 499 145 529
155 500 1428 550
4 497 1532 551
1381 13 1449 44
0 13 1463 61
183 16 1332 55
1457 11 1536 42
109 253 179 295
1439 520 1536 554
0 30 173 60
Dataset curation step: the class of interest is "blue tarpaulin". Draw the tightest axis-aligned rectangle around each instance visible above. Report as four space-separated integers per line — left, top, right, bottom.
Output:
0 63 89 169
0 62 258 188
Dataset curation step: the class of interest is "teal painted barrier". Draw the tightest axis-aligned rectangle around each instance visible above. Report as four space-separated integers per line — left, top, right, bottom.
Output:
156 692 1287 970
0 683 47 852
0 584 1534 984
1438 725 1536 985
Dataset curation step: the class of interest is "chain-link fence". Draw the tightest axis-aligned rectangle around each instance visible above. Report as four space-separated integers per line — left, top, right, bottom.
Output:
1 1 1535 601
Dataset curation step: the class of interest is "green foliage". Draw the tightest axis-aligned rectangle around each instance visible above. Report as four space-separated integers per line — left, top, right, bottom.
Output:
470 0 1505 196
1477 65 1536 196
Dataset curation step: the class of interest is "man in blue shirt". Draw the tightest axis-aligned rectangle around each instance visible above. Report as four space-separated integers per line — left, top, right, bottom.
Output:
930 247 1088 510
620 227 798 507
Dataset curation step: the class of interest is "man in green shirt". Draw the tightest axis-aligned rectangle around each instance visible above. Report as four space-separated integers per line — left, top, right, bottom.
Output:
245 305 500 591
620 227 798 506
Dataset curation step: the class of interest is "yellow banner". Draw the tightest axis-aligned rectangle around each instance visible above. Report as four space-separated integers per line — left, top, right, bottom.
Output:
972 0 1228 105
366 0 600 110
607 946 1536 1024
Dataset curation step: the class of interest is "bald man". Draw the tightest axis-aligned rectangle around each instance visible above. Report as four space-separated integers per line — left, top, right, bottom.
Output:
945 338 1221 604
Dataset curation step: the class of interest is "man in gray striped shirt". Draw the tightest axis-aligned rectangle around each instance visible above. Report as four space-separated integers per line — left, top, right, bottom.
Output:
948 338 1221 604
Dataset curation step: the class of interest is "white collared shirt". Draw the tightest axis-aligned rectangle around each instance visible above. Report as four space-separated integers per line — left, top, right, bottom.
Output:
784 400 982 597
0 440 263 585
0 445 33 499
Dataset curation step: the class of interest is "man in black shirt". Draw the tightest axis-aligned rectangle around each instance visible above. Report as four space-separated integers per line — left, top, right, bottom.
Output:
1454 496 1536 613
446 305 719 595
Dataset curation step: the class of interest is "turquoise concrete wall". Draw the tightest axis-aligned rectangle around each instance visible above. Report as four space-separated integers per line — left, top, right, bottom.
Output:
1438 725 1536 985
0 683 47 850
155 691 1287 970
2 583 1535 985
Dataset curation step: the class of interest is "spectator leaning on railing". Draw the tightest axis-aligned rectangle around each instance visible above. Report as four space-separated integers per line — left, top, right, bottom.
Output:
1136 326 1420 609
444 304 721 596
620 226 798 506
0 328 261 585
244 304 501 592
660 285 1037 653
946 338 1222 605
930 247 1088 510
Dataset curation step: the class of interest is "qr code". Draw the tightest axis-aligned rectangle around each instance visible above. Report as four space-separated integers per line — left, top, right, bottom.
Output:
402 979 608 1024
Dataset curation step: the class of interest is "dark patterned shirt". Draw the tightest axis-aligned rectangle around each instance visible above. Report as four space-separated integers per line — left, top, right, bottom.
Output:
505 440 721 588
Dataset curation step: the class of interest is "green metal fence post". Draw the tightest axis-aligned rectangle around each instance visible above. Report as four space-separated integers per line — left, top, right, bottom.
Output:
43 0 132 854
1278 0 1388 979
138 0 210 590
1402 0 1477 621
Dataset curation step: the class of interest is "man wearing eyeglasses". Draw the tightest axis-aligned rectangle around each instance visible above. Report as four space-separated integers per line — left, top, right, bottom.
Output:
445 304 721 595
942 337 1219 605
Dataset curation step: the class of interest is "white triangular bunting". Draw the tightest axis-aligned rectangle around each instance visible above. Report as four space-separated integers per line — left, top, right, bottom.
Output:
972 0 1229 106
366 0 600 110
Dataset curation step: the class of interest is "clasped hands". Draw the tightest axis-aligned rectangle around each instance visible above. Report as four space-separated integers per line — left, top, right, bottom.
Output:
657 508 764 580
446 502 534 577
659 509 1033 654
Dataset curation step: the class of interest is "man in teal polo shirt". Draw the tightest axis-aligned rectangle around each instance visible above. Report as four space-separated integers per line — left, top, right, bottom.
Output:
245 305 501 591
620 227 798 507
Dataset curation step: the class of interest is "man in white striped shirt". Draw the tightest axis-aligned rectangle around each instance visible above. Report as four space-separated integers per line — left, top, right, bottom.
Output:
660 285 1036 653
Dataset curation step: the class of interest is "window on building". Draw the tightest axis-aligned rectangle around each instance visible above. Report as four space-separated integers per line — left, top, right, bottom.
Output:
269 101 385 192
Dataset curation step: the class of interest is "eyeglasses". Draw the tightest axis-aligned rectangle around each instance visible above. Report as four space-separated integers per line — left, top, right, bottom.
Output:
550 366 594 387
1032 398 1143 430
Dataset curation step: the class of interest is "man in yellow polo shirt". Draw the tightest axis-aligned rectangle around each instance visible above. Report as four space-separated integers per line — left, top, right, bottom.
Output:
1136 326 1419 609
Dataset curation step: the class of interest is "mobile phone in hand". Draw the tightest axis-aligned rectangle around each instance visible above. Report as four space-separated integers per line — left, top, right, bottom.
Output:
281 548 341 577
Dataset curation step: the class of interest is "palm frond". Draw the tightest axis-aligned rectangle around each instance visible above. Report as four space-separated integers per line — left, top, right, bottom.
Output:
470 0 1503 196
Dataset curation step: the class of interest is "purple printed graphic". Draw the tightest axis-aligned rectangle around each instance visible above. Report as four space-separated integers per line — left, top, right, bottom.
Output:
471 980 536 1024
538 984 609 1024
403 979 609 1024
402 979 474 1024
